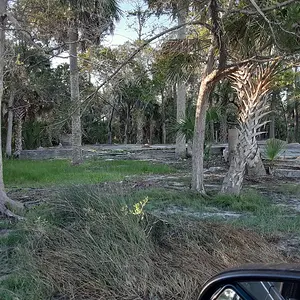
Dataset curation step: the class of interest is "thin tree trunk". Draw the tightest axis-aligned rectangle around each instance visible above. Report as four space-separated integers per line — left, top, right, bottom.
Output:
192 46 216 193
6 88 14 157
107 106 115 144
161 90 166 144
69 25 82 165
136 109 143 144
269 93 276 138
15 115 23 156
295 101 299 142
124 106 129 144
175 5 187 158
0 0 23 217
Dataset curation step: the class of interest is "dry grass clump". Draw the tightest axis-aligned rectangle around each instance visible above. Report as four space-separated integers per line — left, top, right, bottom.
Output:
20 186 287 300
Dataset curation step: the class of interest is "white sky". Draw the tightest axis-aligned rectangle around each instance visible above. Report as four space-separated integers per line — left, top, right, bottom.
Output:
51 0 175 68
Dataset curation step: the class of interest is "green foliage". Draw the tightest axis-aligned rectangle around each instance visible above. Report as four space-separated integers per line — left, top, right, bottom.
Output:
264 138 287 161
3 159 175 188
174 115 195 141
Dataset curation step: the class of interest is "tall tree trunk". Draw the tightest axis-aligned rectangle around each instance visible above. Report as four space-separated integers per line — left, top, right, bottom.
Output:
6 88 14 157
107 106 115 144
0 0 23 217
14 112 23 156
161 90 166 144
136 109 144 144
295 101 299 142
175 5 187 158
69 25 82 165
192 46 216 193
124 105 129 144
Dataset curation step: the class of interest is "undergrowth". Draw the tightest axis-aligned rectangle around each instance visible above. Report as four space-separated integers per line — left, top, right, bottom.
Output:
0 186 288 300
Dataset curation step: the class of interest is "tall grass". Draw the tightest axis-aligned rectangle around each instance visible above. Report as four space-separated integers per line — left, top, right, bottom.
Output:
2 186 287 300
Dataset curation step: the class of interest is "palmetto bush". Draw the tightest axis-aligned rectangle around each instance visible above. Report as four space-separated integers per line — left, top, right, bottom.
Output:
264 138 287 161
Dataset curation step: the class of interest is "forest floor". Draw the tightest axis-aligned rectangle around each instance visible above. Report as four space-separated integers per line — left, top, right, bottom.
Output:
1 154 300 299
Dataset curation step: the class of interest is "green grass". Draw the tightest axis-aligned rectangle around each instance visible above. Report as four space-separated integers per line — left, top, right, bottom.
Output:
3 159 176 187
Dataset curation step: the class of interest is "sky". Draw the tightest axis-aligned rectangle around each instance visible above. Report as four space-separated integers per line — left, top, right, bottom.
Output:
52 0 175 67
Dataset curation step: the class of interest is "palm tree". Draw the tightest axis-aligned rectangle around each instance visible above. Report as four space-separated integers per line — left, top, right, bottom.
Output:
66 0 121 164
146 0 190 157
221 62 278 195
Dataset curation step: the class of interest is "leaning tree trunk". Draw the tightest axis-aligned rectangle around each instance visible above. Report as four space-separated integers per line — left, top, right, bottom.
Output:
191 44 217 193
175 5 187 158
0 0 23 217
69 24 82 165
6 88 14 157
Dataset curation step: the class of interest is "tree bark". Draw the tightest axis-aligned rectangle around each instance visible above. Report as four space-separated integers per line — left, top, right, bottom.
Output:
6 88 14 157
221 135 246 195
69 24 82 165
107 106 115 144
15 113 23 156
175 5 187 158
246 141 266 176
191 46 216 193
161 90 166 144
0 0 23 218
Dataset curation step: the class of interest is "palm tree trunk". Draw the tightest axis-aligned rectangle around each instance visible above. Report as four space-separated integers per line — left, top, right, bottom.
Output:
221 136 246 195
69 24 82 165
246 142 266 176
175 5 187 158
6 88 14 157
15 113 23 156
0 0 23 218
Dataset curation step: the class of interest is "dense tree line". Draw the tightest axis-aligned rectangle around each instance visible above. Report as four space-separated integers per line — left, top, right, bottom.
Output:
0 0 299 216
